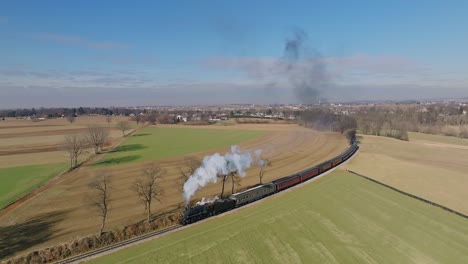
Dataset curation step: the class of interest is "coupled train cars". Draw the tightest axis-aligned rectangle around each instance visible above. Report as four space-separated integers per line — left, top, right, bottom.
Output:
181 139 359 225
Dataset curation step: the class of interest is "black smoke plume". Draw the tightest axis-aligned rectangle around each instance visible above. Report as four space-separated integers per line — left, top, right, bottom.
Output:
280 29 330 104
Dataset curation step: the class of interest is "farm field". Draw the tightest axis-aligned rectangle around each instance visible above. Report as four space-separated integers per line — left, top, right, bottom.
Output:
0 163 67 208
93 127 264 167
348 134 468 214
0 122 348 260
0 116 131 211
408 131 468 147
90 171 468 264
0 116 129 168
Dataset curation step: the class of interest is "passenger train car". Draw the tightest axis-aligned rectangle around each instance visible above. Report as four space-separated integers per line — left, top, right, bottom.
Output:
181 139 359 225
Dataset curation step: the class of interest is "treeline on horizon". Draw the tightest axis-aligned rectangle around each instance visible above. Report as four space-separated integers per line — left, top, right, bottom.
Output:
0 107 137 118
298 108 357 143
352 104 468 140
2 103 468 140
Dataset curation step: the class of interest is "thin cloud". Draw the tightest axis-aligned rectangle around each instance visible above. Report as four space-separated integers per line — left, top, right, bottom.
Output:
35 33 128 50
0 69 64 78
2 81 468 109
325 54 429 77
201 54 439 85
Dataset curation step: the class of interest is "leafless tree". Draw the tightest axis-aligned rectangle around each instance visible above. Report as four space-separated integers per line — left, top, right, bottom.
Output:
105 115 112 124
178 156 201 191
132 115 142 126
218 173 229 198
64 134 87 168
131 164 165 222
66 115 76 124
116 121 131 137
258 158 271 184
230 172 242 194
146 113 157 125
86 125 109 154
89 175 111 236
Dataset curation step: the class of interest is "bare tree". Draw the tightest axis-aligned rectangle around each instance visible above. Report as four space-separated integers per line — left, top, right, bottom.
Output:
87 125 109 154
230 172 241 194
116 121 131 137
146 113 157 125
178 156 201 191
131 164 165 222
66 115 76 124
89 175 111 236
64 134 87 168
218 173 229 198
258 158 271 184
132 115 142 126
105 115 112 124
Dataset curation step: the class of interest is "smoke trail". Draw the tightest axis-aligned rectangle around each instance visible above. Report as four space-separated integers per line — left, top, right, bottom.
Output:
280 29 330 104
183 145 255 204
253 149 265 167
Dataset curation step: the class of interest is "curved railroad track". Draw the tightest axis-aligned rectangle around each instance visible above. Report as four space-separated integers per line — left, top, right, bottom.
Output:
54 225 181 264
54 142 359 264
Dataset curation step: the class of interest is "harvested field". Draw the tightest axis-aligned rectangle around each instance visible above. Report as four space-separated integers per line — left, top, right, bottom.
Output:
348 134 468 215
90 171 468 264
0 123 347 259
0 116 129 168
408 131 468 146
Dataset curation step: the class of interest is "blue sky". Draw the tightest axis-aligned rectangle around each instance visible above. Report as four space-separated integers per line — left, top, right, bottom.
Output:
1 1 467 107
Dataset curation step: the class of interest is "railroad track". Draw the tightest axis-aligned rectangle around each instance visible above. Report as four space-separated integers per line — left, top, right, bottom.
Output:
53 142 359 263
54 224 182 264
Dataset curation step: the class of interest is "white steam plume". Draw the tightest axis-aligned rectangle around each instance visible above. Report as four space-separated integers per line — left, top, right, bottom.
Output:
183 145 256 205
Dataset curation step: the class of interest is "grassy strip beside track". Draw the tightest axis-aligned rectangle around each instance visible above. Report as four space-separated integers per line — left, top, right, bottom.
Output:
0 163 68 209
93 127 264 167
90 171 468 264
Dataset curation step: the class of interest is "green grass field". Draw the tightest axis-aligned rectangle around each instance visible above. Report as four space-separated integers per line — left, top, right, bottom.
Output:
93 127 264 167
90 171 468 264
0 163 67 209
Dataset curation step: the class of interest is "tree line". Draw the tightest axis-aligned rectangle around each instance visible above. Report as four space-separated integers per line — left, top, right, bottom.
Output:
349 104 468 140
299 108 358 143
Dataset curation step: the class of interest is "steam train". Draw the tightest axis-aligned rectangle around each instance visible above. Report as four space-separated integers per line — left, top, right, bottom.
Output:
181 139 359 225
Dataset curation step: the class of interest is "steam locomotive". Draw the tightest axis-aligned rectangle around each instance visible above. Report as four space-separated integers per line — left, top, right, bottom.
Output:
181 139 359 225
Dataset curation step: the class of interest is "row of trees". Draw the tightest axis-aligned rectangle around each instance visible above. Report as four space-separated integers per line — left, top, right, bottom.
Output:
89 164 165 236
348 104 468 140
354 110 409 141
7 153 273 263
64 126 108 168
64 122 132 169
130 114 157 126
0 107 139 118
